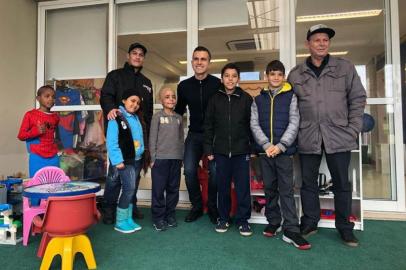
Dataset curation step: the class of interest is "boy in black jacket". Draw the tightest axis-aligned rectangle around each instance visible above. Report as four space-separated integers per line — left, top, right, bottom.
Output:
204 63 253 236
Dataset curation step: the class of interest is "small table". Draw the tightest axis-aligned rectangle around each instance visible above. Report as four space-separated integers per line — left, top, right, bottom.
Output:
23 181 101 200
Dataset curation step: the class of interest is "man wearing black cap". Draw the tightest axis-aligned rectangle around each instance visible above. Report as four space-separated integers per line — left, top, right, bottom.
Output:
100 42 153 222
288 24 366 247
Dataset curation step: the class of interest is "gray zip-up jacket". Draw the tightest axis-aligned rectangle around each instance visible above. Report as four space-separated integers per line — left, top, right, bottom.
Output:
250 83 300 153
288 56 367 154
149 110 184 162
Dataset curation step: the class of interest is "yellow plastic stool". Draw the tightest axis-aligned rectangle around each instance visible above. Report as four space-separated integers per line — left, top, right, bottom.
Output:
40 234 97 270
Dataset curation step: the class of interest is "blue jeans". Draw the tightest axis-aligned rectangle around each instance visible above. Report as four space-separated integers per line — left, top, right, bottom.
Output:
183 131 217 212
104 160 142 209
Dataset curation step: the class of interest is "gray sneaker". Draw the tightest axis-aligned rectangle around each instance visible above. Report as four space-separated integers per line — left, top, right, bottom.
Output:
153 220 167 231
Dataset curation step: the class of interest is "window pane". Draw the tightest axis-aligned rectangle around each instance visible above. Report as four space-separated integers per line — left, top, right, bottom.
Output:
295 0 387 98
117 0 187 191
362 104 395 200
199 0 280 87
56 109 107 181
45 5 108 80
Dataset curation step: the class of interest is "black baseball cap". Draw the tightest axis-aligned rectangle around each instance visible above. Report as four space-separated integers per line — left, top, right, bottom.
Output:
306 24 335 40
128 42 147 54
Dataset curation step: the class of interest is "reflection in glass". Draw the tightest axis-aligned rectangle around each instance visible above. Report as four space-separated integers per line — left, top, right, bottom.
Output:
362 104 395 200
55 109 107 181
199 0 280 86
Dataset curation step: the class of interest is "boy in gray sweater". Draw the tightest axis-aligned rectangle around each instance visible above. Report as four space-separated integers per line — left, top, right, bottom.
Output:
149 87 184 231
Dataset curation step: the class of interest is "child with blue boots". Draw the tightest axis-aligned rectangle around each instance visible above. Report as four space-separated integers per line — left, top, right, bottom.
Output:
104 88 146 233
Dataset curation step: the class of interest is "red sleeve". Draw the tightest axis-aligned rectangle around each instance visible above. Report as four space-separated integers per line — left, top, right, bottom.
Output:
17 111 41 141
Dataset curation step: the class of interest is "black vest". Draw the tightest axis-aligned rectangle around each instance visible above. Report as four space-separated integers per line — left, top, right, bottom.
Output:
116 115 136 164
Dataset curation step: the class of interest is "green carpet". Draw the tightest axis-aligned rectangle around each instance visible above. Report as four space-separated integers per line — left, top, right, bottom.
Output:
1 209 406 270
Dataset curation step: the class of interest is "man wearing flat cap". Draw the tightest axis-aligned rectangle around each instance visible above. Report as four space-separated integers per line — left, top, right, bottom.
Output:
101 42 153 223
288 24 366 247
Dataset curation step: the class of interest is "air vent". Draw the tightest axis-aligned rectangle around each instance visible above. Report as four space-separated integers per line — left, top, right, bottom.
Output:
226 39 258 51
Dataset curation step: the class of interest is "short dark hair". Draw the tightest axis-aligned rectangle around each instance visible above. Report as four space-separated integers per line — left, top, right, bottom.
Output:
37 85 55 96
193 46 211 60
266 60 285 75
221 63 240 78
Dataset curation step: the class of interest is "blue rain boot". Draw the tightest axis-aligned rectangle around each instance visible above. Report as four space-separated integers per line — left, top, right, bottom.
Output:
114 207 137 233
128 204 142 231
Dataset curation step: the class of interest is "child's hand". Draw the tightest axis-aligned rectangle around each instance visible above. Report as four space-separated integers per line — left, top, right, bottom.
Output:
265 146 274 157
269 145 282 157
150 162 154 168
116 163 125 169
207 155 214 161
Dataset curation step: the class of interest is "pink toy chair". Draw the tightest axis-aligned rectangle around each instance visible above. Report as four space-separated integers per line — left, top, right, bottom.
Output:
23 166 70 246
33 194 100 270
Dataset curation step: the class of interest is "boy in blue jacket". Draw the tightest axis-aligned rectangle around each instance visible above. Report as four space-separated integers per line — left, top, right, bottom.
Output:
251 60 311 249
104 88 145 233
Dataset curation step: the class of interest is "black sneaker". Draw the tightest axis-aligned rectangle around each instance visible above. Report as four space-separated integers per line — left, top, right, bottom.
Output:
184 209 203 222
166 216 178 227
263 224 281 237
101 206 115 225
339 230 359 247
153 220 167 231
300 224 318 238
215 221 230 233
239 223 253 237
282 230 312 250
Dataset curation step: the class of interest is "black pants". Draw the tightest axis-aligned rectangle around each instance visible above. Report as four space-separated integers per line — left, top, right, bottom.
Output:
215 154 251 225
300 151 354 231
151 159 182 222
260 155 300 233
183 132 217 212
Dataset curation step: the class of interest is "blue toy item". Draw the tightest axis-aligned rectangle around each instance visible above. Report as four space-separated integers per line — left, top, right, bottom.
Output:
0 177 23 192
0 203 22 245
362 113 375 133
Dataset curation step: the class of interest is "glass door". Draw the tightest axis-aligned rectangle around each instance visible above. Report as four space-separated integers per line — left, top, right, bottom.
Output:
294 0 404 211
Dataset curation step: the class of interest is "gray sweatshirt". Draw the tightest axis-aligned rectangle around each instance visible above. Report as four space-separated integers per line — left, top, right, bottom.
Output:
149 110 184 162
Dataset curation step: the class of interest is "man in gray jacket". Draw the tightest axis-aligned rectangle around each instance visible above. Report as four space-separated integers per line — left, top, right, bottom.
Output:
288 24 366 247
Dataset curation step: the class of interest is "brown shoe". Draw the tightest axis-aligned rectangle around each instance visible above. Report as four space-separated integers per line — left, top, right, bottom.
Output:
339 230 359 247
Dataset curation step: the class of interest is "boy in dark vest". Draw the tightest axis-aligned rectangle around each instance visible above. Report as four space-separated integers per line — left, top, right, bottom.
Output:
250 60 311 249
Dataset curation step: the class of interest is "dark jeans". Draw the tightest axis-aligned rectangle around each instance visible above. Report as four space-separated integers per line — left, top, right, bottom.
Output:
215 154 251 225
151 159 182 222
300 151 354 231
104 160 142 209
260 155 300 233
184 131 217 212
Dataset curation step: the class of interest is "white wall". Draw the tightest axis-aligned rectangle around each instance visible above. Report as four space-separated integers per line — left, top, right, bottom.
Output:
0 0 37 178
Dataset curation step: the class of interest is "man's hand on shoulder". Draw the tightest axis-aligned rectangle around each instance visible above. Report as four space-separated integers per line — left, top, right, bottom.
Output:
107 109 120 120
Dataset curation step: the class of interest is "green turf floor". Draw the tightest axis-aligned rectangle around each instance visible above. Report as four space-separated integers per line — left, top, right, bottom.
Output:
1 209 406 270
